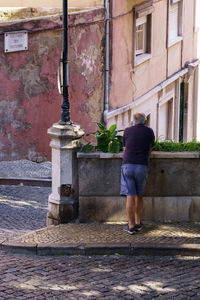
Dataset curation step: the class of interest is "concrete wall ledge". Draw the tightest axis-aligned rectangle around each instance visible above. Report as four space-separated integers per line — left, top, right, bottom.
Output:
77 151 200 159
150 151 200 158
77 151 123 159
78 150 200 221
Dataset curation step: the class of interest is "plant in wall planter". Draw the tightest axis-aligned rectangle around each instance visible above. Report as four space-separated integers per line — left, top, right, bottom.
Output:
81 122 124 154
153 139 200 152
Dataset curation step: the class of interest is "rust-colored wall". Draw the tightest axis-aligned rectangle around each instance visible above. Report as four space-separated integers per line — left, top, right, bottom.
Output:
0 8 105 161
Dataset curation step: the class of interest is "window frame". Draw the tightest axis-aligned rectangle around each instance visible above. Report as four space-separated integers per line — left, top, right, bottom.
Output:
133 2 154 67
194 0 200 32
158 95 175 141
136 16 147 55
171 0 181 3
168 0 183 47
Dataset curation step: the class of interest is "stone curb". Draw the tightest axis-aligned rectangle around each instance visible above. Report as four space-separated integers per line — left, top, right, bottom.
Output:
1 241 200 257
0 177 51 187
1 241 37 255
131 243 200 257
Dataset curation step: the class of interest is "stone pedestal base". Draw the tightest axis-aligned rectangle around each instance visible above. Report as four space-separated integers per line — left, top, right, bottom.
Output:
47 196 78 226
47 122 84 226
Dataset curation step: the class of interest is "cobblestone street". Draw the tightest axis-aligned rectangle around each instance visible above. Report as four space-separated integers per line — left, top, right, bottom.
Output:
0 186 200 300
0 184 200 299
0 253 199 299
0 185 49 240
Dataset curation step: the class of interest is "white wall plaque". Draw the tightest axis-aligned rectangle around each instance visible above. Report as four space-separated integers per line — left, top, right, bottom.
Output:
4 31 28 53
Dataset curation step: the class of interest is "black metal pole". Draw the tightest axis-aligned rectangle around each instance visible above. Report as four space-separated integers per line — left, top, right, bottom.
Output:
60 0 71 124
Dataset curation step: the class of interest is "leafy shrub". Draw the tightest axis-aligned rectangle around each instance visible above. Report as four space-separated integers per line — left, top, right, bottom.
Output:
82 125 200 153
81 122 124 153
153 140 200 152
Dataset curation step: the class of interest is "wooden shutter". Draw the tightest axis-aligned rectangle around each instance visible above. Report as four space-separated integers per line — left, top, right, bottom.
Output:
169 3 179 41
195 0 200 31
135 1 154 18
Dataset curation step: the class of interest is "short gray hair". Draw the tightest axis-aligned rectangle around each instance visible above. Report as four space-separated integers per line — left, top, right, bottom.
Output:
134 113 146 125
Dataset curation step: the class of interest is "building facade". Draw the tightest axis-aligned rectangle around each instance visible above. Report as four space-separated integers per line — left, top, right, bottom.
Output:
0 7 105 161
107 0 200 142
0 0 103 8
0 0 199 162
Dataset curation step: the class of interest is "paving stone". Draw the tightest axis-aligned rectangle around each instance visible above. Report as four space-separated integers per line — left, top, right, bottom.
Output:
0 185 49 241
0 160 51 179
0 162 199 298
0 184 200 255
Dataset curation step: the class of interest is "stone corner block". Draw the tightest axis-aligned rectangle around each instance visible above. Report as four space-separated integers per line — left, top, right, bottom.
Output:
47 201 78 226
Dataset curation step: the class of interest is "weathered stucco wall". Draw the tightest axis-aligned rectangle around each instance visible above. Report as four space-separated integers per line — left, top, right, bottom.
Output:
109 0 197 110
78 152 200 222
0 8 105 161
0 0 103 8
182 0 196 66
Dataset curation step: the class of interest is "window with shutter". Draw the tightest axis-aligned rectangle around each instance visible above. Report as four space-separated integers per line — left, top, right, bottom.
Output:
136 16 147 55
169 2 178 41
133 3 153 66
168 0 183 46
195 0 200 32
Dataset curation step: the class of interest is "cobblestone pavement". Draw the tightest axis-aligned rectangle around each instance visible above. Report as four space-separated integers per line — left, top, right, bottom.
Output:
0 253 199 299
0 185 50 240
0 160 51 179
15 222 200 246
1 185 200 250
0 181 200 299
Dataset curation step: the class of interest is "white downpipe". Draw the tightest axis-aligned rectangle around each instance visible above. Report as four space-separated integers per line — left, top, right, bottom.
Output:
197 37 200 141
103 0 109 124
196 0 200 141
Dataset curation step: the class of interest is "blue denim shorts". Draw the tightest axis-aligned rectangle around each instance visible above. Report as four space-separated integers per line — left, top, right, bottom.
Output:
120 164 149 196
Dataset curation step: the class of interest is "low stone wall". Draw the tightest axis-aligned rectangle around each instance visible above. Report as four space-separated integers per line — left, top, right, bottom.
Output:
77 151 200 222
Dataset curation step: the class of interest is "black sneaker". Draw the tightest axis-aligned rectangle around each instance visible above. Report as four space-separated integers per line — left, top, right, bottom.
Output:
123 225 137 235
134 223 144 232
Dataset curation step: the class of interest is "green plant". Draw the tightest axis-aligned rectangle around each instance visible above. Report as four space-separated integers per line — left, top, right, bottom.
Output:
81 122 124 153
153 139 200 152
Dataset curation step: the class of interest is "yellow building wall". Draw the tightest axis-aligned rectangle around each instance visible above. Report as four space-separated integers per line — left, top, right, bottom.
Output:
110 0 197 110
182 0 196 66
0 0 103 8
110 0 168 109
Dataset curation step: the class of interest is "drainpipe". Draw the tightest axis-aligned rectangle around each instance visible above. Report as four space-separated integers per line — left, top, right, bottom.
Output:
103 0 110 124
196 0 200 141
166 0 169 78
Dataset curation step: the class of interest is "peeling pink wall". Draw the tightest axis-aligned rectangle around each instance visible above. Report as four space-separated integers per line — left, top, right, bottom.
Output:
0 8 105 161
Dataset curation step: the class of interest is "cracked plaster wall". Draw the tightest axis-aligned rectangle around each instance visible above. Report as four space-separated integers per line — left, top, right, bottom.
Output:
0 8 105 161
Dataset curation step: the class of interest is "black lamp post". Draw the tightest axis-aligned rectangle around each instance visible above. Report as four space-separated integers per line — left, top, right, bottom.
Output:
60 0 71 125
